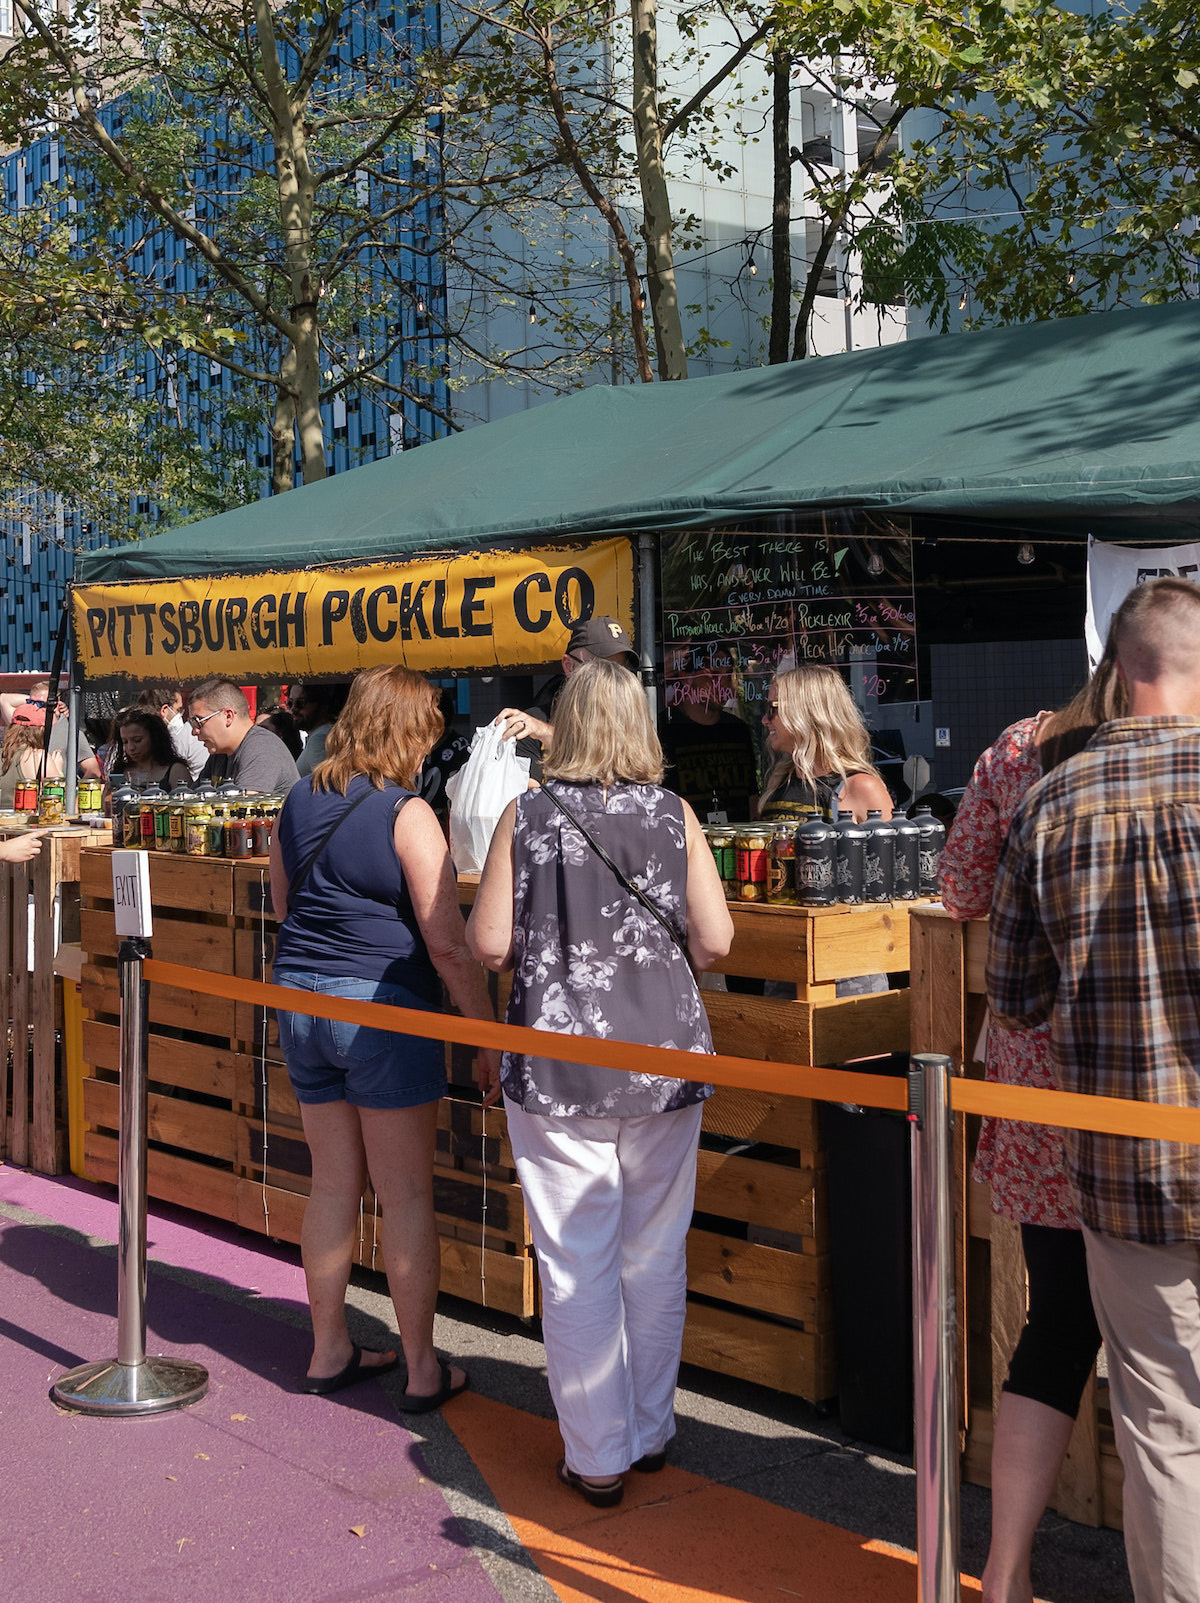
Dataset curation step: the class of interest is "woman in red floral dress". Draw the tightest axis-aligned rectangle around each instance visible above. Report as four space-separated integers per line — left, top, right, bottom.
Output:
939 658 1122 1603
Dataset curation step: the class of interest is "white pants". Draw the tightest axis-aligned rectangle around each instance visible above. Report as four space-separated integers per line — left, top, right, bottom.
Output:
1083 1228 1200 1603
505 1097 704 1478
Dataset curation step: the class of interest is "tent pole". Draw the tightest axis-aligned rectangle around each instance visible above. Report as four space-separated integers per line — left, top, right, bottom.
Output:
638 531 658 730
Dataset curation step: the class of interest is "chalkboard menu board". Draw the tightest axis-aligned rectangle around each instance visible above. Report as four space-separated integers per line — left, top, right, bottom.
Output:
660 526 917 720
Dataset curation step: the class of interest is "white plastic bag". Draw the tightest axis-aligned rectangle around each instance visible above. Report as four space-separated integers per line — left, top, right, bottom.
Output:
445 720 530 873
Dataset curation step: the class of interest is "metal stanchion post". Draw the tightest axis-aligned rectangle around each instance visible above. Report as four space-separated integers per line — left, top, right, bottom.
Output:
52 933 208 1416
908 1053 960 1603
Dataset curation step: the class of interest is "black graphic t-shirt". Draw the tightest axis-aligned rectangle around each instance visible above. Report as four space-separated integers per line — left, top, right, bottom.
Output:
659 712 758 820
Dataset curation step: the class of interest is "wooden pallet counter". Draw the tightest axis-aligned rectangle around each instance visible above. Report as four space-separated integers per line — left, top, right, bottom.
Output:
908 905 1122 1531
78 845 924 1403
1 823 111 1172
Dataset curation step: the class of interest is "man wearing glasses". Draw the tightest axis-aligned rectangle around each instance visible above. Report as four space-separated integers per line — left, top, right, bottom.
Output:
188 678 300 794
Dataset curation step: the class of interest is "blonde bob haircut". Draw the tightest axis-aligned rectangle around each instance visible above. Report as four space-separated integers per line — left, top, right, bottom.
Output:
763 664 880 801
312 665 443 794
543 657 664 787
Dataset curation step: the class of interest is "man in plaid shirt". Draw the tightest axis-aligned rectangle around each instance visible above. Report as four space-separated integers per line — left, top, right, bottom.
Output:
988 577 1200 1603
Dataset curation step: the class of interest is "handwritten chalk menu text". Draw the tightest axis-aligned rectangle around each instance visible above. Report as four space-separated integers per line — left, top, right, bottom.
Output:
660 526 917 716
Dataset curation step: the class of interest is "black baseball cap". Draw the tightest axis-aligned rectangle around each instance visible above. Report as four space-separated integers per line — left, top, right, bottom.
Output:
567 616 638 668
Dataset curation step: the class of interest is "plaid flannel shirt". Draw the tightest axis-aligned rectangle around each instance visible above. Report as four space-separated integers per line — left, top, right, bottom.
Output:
987 716 1200 1243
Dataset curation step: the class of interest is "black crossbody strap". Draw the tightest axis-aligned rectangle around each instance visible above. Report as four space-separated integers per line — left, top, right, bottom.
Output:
285 785 377 911
541 784 693 970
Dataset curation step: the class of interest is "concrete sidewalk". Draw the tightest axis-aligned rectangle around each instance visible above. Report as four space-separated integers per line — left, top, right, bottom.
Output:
0 1166 1132 1603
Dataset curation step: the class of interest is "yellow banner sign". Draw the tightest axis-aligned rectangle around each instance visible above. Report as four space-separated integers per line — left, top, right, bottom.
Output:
73 541 634 682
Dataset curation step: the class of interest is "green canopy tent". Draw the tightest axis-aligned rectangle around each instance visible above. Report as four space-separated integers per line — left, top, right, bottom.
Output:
77 299 1200 592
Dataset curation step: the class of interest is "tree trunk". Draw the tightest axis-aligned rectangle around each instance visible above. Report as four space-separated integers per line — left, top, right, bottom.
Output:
255 0 326 487
769 50 793 366
630 0 686 380
271 339 298 497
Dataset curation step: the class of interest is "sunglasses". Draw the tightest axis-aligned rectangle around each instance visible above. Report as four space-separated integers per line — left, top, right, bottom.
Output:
189 709 223 730
764 702 780 720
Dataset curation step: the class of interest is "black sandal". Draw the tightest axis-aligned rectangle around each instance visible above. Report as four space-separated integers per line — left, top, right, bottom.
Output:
557 1458 624 1508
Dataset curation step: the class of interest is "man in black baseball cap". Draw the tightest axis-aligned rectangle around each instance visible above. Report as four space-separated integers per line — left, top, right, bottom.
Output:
497 615 639 759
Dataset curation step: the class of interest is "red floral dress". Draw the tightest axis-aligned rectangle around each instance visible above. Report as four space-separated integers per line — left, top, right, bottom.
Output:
938 716 1077 1229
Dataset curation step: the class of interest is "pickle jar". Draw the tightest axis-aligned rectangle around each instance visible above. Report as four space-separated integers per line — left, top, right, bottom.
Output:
109 782 139 844
705 826 737 899
185 800 214 856
152 792 175 851
138 784 167 849
76 777 104 815
168 788 196 854
734 825 771 903
13 778 38 813
767 822 797 905
206 804 229 857
37 778 66 825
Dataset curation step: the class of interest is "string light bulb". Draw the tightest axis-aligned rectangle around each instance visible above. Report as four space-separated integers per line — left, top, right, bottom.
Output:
958 287 968 311
416 295 426 315
748 250 758 277
1068 262 1076 286
866 546 885 577
528 298 537 325
1017 542 1035 566
636 282 647 311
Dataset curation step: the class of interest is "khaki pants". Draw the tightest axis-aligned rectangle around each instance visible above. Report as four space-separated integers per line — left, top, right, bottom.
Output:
1083 1228 1200 1603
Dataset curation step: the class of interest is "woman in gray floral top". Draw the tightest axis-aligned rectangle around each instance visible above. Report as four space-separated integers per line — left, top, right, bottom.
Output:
469 658 733 1508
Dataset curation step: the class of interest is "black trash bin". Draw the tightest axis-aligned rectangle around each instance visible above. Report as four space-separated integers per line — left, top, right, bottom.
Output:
821 1060 913 1453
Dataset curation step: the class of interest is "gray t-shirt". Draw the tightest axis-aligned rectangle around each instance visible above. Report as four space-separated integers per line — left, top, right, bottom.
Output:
296 722 331 777
202 724 300 794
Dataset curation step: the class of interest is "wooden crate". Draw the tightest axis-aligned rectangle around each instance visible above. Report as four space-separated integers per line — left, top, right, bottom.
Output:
909 906 1123 1530
78 851 925 1398
1 825 111 1172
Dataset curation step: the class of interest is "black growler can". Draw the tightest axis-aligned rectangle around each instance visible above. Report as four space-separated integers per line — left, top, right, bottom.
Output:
794 814 838 906
834 809 868 904
863 809 897 903
891 812 921 901
912 804 948 896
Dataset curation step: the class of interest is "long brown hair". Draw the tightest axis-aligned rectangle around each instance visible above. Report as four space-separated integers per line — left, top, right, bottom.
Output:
1037 633 1127 775
312 666 442 793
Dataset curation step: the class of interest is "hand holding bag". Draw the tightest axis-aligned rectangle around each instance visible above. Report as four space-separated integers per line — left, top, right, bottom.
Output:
445 720 531 873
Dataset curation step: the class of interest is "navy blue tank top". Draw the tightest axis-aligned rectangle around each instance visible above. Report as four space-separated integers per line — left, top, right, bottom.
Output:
273 774 438 993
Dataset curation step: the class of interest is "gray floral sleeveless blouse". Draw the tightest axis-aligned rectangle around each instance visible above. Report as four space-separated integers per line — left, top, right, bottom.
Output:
501 779 715 1117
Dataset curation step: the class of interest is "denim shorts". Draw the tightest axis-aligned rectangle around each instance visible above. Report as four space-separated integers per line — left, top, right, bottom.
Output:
273 969 447 1110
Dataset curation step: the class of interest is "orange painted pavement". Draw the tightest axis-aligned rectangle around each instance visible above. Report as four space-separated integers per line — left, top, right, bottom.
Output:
445 1393 983 1603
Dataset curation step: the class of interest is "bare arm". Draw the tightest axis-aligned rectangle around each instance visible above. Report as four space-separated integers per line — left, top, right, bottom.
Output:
683 801 734 970
496 707 553 749
394 797 500 1105
466 800 517 972
840 771 894 823
267 831 290 921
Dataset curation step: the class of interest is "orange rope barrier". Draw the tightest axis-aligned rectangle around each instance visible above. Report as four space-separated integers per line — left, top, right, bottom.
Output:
142 959 1200 1143
950 1077 1200 1145
142 958 909 1109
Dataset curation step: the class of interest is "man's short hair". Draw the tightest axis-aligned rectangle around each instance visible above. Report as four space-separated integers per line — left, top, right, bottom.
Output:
189 678 250 718
135 685 177 715
1113 577 1200 682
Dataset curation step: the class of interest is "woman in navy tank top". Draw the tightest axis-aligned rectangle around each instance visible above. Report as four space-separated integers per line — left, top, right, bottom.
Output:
270 666 499 1411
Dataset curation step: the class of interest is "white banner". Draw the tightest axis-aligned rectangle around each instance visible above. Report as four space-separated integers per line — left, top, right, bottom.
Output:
1085 536 1200 668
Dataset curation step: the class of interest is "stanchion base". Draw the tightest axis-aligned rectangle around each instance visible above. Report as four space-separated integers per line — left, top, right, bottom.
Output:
51 1356 209 1417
